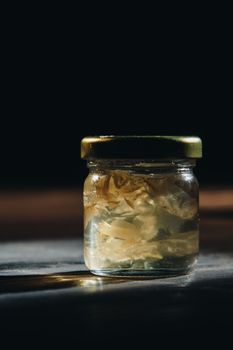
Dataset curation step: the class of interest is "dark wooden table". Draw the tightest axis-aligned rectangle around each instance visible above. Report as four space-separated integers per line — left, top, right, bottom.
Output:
0 187 232 346
0 238 233 346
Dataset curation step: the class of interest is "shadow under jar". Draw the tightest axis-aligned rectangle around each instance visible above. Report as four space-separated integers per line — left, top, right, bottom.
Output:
81 136 202 277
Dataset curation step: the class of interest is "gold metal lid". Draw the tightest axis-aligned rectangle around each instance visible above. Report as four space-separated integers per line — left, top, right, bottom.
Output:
81 136 202 159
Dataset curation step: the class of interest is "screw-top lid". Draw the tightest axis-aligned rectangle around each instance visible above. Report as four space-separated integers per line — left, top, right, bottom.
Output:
81 136 202 159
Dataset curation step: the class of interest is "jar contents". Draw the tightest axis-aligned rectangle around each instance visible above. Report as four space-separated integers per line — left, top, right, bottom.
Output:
84 169 199 276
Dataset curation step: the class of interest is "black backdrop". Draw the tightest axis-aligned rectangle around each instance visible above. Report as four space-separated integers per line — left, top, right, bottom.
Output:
0 8 232 347
1 15 232 188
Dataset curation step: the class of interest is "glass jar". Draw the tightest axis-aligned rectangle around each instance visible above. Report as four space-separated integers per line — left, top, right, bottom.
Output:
81 136 202 277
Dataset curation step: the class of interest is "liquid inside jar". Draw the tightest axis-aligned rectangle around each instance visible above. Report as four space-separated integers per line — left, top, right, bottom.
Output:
84 161 199 277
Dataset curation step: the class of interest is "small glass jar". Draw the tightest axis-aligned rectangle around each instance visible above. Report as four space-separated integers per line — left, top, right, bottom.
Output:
81 136 202 277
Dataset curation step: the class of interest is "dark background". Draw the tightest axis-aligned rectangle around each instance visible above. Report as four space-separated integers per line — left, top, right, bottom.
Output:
0 7 232 346
1 12 232 189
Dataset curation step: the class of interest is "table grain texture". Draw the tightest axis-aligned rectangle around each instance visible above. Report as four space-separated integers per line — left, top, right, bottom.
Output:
0 187 232 346
0 238 233 345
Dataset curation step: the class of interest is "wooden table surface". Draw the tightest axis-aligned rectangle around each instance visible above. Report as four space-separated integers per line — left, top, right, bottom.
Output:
0 187 232 346
0 239 233 344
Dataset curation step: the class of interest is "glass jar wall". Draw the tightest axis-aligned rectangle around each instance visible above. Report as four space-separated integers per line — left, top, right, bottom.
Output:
81 136 202 277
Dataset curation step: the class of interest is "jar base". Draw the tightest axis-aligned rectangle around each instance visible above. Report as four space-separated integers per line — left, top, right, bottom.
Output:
90 267 194 278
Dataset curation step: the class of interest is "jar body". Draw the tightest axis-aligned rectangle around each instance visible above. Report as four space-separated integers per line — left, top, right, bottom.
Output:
83 160 199 277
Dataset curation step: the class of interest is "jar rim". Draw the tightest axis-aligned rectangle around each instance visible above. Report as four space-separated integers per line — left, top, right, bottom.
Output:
81 136 202 160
